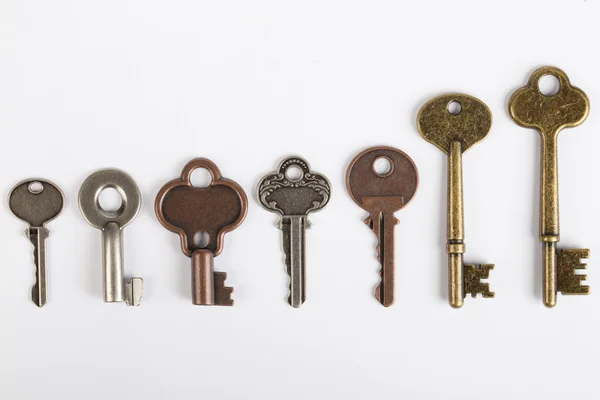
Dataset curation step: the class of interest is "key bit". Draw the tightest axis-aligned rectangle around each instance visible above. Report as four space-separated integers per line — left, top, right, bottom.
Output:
9 179 64 307
346 147 418 307
258 156 331 308
509 66 590 307
155 158 247 306
418 93 495 308
79 169 144 306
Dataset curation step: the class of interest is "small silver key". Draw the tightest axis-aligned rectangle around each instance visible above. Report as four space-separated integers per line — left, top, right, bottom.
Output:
9 179 65 307
79 169 144 306
258 156 331 308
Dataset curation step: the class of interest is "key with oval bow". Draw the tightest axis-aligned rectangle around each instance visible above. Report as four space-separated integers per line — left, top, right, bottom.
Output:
418 94 495 308
9 179 65 307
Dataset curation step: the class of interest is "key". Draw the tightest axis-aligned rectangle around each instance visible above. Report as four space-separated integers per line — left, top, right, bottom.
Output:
155 158 247 306
418 93 495 308
346 147 418 307
509 66 590 307
257 156 331 308
9 179 64 307
79 169 144 306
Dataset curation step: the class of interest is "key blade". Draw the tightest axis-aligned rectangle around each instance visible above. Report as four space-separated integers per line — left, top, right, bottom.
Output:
27 227 49 307
281 215 307 308
366 210 398 307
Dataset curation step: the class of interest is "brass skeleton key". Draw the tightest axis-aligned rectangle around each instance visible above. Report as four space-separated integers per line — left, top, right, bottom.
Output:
346 147 418 307
509 66 590 307
418 94 495 308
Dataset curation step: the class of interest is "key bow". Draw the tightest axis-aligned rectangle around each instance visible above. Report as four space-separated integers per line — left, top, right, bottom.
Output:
258 156 331 217
155 158 248 258
509 66 589 136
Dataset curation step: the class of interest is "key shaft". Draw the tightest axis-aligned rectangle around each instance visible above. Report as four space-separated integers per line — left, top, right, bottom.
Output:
447 141 465 308
368 209 397 307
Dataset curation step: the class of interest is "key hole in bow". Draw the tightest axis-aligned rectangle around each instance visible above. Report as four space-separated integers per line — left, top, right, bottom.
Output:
372 156 394 177
193 231 210 248
538 74 560 97
285 165 303 182
447 101 462 116
98 187 123 212
28 181 44 194
190 168 212 188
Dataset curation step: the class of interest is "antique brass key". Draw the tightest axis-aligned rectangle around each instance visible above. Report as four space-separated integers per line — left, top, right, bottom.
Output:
418 94 494 308
509 66 590 307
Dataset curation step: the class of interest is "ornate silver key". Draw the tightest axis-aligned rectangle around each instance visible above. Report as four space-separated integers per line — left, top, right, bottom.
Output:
9 179 64 307
258 156 331 308
79 169 144 306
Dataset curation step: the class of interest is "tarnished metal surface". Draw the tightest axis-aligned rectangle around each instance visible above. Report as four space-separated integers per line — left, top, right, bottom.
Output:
9 179 64 307
418 94 494 308
509 66 590 307
258 156 331 308
155 158 247 306
346 147 418 307
79 169 143 306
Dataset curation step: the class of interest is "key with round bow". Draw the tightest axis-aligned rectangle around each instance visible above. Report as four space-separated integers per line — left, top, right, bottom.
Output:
418 93 495 308
346 147 418 307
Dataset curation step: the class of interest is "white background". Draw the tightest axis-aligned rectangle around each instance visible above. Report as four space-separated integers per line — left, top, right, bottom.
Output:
1 1 599 399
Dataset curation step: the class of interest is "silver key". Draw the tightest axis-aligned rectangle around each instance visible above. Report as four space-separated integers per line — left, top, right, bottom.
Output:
9 179 65 307
258 156 331 308
78 169 144 306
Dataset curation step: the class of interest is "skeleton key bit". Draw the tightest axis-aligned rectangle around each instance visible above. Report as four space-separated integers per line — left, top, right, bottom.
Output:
418 94 495 308
9 179 64 307
258 156 331 308
79 169 144 306
346 147 418 307
509 66 590 307
155 158 247 306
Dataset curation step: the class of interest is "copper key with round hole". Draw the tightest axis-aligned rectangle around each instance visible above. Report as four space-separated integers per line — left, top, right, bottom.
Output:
418 93 495 308
155 158 247 306
346 147 418 307
509 66 590 307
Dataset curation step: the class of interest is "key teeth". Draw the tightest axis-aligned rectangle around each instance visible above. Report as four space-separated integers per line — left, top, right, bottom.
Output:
213 272 234 306
464 264 495 298
557 249 590 295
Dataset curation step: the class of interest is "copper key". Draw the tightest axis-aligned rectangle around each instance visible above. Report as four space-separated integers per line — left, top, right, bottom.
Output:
346 147 418 307
155 158 248 306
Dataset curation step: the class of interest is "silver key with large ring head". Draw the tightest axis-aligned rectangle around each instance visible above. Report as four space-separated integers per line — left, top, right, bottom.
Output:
78 169 143 306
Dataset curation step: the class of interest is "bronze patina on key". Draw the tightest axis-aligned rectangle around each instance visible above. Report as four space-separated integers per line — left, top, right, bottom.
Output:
155 158 247 306
509 66 590 307
346 147 418 307
418 94 495 308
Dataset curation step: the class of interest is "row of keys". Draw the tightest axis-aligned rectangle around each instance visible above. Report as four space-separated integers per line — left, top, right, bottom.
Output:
8 66 590 309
